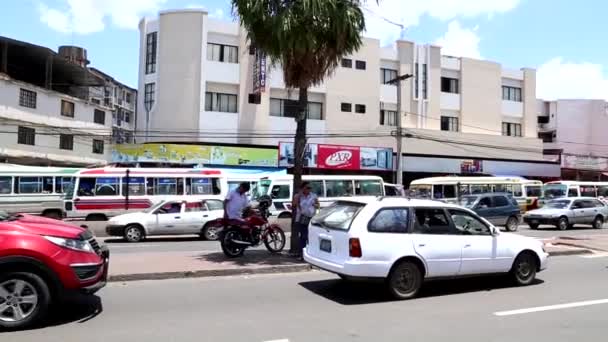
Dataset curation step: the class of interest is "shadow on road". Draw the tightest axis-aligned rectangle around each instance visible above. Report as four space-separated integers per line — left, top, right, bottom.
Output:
11 295 103 332
299 276 544 305
103 236 204 244
195 250 304 267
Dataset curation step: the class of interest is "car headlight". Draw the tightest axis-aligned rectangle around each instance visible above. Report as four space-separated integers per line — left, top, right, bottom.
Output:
44 236 94 253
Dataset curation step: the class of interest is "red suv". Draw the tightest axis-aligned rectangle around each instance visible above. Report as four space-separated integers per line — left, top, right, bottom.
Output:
0 213 109 329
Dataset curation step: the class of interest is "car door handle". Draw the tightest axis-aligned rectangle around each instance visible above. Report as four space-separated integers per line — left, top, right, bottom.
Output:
464 244 471 248
174 216 181 219
418 243 426 247
203 215 208 218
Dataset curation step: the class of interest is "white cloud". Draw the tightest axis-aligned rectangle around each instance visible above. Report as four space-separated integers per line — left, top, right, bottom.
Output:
38 0 167 34
186 4 225 19
434 21 481 59
364 0 520 44
537 58 608 100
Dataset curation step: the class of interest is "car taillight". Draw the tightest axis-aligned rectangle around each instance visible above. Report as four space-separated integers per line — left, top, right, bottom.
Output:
349 238 362 258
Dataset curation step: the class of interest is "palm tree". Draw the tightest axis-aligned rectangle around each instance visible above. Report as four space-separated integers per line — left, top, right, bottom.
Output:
233 0 370 255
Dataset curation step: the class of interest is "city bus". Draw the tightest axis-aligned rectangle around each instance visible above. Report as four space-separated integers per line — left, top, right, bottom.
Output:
0 164 79 218
255 175 385 218
543 181 608 201
408 176 543 211
64 167 228 220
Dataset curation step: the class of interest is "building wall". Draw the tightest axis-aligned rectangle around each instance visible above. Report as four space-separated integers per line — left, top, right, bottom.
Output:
460 58 502 135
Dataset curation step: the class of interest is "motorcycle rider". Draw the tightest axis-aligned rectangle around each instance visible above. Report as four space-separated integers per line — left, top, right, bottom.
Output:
224 182 251 222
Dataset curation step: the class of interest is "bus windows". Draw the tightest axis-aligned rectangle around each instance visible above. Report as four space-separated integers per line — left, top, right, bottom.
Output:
458 184 470 196
55 177 73 194
122 177 145 196
470 184 489 194
271 184 291 199
580 186 597 197
309 181 324 197
15 177 42 194
493 184 507 193
599 186 608 197
95 178 119 196
77 178 95 196
187 178 213 195
154 178 179 195
512 185 523 197
43 177 53 194
355 180 383 196
568 187 579 197
0 177 12 194
326 180 354 197
525 185 542 197
433 184 456 199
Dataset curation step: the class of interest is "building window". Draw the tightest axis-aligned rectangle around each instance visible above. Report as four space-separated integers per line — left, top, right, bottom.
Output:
19 89 37 109
341 58 352 68
248 93 261 104
502 122 522 137
92 139 104 154
341 103 352 112
415 63 428 99
355 104 366 114
125 112 131 123
355 60 366 70
381 68 398 85
204 92 237 113
502 86 522 102
145 32 157 74
269 98 323 120
60 100 75 118
206 43 238 63
440 116 459 132
144 83 155 111
380 110 397 126
125 92 132 104
59 134 74 150
18 126 35 145
94 109 105 125
441 77 459 94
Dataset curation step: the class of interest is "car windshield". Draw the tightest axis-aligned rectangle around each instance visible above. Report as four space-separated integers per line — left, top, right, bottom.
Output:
459 195 479 208
544 184 567 199
545 199 571 209
311 201 365 231
144 200 167 213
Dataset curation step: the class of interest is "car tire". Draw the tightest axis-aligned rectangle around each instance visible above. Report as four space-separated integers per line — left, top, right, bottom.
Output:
0 272 51 330
511 252 538 286
123 224 144 243
201 223 222 241
528 223 540 230
505 216 519 232
593 216 604 229
386 261 422 300
557 217 569 231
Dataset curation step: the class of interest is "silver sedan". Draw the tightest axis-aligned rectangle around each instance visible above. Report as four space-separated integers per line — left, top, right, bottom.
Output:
523 197 608 230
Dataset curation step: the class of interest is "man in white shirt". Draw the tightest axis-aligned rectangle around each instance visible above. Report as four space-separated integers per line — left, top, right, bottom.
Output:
224 182 251 220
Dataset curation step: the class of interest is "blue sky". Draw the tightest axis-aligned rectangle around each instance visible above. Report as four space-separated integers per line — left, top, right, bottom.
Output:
1 0 606 100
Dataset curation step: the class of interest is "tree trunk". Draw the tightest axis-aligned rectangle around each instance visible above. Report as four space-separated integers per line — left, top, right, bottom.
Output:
290 87 308 255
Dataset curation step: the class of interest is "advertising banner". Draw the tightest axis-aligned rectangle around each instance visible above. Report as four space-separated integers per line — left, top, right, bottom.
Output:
460 159 483 174
113 144 278 167
278 142 393 171
562 155 608 171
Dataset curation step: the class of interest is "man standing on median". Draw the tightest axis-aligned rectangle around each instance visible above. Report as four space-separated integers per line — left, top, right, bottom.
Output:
224 182 251 221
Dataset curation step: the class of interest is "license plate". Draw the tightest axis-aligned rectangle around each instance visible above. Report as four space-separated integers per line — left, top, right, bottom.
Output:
530 219 539 224
320 239 332 253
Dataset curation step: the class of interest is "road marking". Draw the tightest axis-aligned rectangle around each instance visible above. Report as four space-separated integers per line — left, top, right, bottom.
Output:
263 339 289 342
494 299 608 316
108 244 162 248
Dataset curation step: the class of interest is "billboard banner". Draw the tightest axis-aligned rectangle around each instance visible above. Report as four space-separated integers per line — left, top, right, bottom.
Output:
278 142 393 171
113 144 278 167
460 159 483 174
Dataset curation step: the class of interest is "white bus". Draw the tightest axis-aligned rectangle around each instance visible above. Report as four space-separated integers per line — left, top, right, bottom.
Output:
64 167 227 220
255 175 385 218
0 164 79 218
409 176 543 211
543 181 608 200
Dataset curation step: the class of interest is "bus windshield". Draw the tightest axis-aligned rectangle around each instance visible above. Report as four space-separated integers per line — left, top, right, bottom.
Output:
544 184 567 199
255 179 272 199
409 184 431 198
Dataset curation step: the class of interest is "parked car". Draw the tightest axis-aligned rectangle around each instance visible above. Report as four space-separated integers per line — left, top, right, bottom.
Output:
459 193 521 231
304 198 548 300
523 197 607 230
106 198 225 242
0 212 109 329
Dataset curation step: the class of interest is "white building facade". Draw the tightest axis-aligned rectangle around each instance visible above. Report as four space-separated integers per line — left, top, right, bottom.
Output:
136 9 559 182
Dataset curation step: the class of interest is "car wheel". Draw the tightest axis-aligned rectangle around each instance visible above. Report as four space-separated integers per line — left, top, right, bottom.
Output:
505 216 519 232
593 216 604 229
124 225 144 243
557 217 569 231
201 223 222 241
0 272 51 330
511 252 538 286
528 223 539 230
386 261 422 300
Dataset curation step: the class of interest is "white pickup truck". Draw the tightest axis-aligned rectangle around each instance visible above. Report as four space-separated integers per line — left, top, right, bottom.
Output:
106 198 224 242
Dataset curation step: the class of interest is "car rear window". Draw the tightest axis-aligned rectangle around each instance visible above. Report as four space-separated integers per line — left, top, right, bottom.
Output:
311 201 365 231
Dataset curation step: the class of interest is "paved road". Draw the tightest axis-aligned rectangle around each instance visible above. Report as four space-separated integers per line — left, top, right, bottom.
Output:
6 255 608 341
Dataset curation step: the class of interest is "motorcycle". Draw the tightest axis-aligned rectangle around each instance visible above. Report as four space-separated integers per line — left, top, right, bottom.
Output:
217 196 286 258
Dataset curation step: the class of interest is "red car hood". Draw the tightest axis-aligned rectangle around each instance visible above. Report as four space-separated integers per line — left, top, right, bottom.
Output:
0 214 85 238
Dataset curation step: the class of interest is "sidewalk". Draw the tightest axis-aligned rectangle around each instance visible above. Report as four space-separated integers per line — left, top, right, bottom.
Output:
108 250 310 282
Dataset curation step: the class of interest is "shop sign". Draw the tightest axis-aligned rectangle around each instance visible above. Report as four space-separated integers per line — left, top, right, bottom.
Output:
112 144 278 167
278 142 393 171
252 48 267 94
562 155 608 171
460 159 483 174
317 145 360 170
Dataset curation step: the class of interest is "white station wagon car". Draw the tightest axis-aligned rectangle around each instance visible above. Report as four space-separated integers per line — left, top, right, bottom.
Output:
304 197 548 300
106 198 224 242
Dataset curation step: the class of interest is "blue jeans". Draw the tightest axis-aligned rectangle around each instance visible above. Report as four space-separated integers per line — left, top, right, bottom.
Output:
298 222 309 250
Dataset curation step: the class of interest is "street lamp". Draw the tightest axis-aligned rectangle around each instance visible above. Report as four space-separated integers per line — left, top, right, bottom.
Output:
387 73 413 186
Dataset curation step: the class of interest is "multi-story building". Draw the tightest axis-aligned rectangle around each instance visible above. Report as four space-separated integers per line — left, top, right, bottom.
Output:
0 37 116 166
135 9 559 183
538 99 608 180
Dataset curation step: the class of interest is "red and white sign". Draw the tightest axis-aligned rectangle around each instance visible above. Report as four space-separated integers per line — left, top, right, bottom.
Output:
317 145 360 170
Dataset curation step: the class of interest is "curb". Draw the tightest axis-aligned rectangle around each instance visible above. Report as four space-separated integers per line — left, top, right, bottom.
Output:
108 264 312 282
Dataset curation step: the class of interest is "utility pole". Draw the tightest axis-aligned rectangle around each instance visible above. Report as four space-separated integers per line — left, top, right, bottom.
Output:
388 73 413 186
